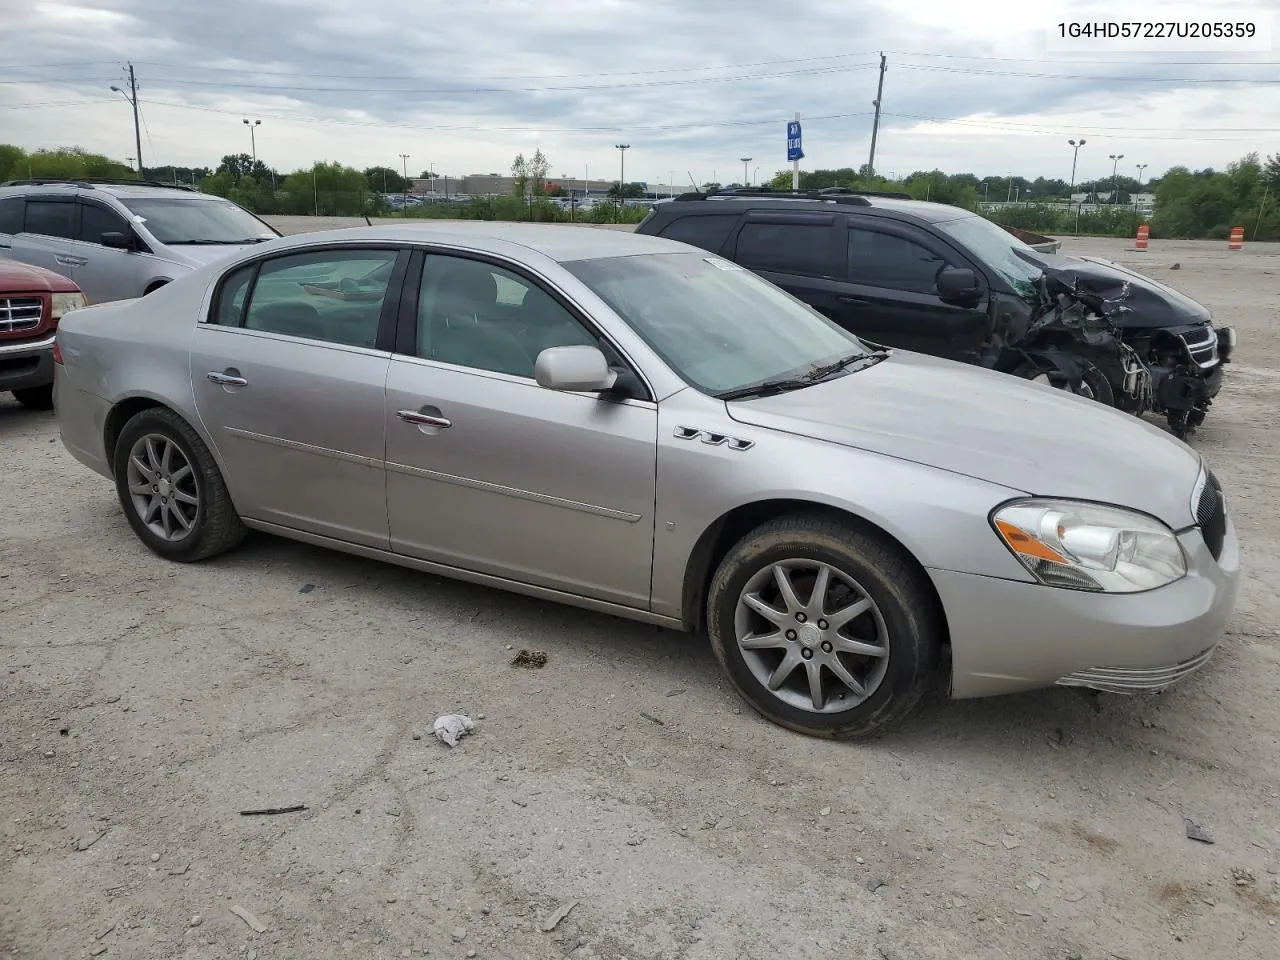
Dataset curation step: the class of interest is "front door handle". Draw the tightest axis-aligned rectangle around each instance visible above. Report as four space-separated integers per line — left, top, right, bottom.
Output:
207 371 248 386
55 255 87 266
836 294 869 304
397 409 451 429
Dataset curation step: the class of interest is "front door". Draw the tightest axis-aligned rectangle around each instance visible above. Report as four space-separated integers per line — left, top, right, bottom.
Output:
69 199 150 303
384 252 658 609
829 222 991 361
190 246 405 547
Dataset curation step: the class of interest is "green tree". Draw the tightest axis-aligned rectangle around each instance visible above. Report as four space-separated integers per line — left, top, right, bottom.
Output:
364 165 407 194
511 153 529 196
280 161 370 216
0 144 25 181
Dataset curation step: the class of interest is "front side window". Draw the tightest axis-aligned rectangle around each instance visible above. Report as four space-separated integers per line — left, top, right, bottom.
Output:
23 200 77 240
416 255 597 378
79 203 130 245
219 249 398 348
657 214 740 253
734 220 832 275
0 196 23 235
117 197 277 245
934 213 1041 295
847 228 949 294
563 252 869 396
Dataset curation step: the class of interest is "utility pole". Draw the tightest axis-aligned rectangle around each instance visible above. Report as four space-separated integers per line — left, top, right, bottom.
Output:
867 52 887 178
1067 138 1087 195
1109 153 1125 203
615 144 630 219
110 63 144 176
242 119 261 164
739 157 752 187
399 153 410 212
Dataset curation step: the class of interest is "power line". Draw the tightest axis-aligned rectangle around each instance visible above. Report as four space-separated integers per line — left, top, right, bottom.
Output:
894 63 1280 83
883 112 1275 141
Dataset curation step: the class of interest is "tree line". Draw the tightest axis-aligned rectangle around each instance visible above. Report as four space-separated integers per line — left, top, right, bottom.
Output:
2 143 1276 239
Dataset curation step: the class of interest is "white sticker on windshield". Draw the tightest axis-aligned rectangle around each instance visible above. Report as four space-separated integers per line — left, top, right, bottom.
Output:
703 256 741 271
131 215 147 223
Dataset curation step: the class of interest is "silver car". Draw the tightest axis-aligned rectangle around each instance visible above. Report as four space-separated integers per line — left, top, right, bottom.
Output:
0 179 280 305
52 223 1241 738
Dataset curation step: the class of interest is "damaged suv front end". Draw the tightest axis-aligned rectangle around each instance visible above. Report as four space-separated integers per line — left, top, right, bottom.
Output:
1020 253 1236 437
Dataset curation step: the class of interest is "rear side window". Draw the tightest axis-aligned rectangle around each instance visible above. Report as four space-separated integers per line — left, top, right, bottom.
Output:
735 221 832 275
657 213 740 253
212 263 256 326
847 227 949 294
0 196 22 234
23 200 77 240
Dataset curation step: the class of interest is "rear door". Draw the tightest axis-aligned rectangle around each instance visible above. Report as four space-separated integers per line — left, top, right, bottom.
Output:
9 196 81 280
828 218 991 360
69 199 150 303
652 212 741 254
727 212 842 316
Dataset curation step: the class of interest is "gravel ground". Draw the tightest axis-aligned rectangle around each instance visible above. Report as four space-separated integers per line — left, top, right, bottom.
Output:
2 235 1278 960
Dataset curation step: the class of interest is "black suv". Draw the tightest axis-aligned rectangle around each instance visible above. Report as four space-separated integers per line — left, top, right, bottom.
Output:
635 188 1235 437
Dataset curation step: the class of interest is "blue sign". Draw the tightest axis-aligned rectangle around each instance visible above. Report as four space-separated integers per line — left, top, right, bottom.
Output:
787 121 804 162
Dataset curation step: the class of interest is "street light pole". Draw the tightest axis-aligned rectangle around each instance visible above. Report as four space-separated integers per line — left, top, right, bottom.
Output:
1109 153 1125 203
399 153 410 212
1067 138 1087 195
1134 162 1148 226
109 61 143 176
740 157 752 187
242 119 261 164
615 144 630 217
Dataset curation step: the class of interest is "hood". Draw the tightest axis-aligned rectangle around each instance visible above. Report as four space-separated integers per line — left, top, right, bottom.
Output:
0 258 80 293
158 243 259 269
1022 250 1212 329
725 350 1204 529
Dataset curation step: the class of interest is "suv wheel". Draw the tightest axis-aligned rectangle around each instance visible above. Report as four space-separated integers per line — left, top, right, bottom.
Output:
112 407 245 562
706 513 942 739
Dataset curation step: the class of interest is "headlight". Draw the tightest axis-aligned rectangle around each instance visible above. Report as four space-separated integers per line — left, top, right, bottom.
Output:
992 499 1187 593
50 292 88 319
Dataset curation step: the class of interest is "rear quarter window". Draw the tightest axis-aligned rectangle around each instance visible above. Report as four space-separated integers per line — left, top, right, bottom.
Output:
657 213 741 253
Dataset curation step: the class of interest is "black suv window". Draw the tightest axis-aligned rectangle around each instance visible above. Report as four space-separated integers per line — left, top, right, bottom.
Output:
735 220 831 275
79 202 129 244
24 200 77 240
657 213 739 253
847 227 948 294
0 196 23 234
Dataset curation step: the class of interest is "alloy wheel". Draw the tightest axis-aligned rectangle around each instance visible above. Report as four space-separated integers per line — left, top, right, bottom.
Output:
125 433 200 542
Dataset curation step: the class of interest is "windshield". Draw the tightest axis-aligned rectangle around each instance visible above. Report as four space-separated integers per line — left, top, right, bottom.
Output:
935 214 1043 296
562 252 871 396
118 197 278 245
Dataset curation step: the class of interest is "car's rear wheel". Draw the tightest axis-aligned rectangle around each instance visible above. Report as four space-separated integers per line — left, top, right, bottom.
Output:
112 407 245 562
12 385 53 410
706 513 943 739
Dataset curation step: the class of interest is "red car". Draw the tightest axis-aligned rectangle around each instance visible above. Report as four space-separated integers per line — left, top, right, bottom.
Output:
0 259 86 409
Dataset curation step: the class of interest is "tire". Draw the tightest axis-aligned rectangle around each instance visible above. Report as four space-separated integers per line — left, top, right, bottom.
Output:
1018 358 1115 407
12 384 54 410
112 407 245 562
706 513 943 739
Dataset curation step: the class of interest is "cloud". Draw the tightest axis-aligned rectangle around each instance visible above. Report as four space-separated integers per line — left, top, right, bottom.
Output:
1 0 1275 187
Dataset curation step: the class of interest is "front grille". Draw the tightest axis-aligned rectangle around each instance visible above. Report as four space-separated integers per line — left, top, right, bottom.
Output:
1196 470 1227 561
0 297 43 336
1179 326 1219 369
1056 645 1216 694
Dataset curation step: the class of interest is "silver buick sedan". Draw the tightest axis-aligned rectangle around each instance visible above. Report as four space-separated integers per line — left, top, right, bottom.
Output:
52 223 1240 738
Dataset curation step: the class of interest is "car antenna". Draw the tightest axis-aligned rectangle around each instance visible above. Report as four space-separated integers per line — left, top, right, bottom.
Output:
687 171 702 196
364 215 372 226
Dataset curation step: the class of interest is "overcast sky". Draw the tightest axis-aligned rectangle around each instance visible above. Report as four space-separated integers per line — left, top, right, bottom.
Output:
1 0 1277 188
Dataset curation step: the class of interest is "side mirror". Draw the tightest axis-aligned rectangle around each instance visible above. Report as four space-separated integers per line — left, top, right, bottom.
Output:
100 231 132 250
937 266 981 304
534 345 619 393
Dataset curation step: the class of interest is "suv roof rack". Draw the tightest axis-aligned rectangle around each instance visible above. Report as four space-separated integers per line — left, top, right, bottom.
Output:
670 186 914 205
0 177 197 192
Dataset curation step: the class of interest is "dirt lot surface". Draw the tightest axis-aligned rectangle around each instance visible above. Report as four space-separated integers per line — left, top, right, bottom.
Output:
2 234 1279 960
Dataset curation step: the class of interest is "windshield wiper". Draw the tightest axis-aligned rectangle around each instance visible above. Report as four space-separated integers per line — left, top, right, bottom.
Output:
717 349 891 401
169 238 260 245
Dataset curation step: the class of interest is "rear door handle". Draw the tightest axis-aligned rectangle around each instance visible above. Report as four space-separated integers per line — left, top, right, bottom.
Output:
206 371 248 386
397 409 451 428
836 294 869 304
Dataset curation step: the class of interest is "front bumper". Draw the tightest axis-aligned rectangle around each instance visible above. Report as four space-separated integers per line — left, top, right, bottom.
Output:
930 514 1240 700
0 332 55 393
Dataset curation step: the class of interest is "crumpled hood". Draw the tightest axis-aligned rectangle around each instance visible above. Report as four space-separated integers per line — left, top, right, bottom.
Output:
725 350 1204 528
1021 250 1212 329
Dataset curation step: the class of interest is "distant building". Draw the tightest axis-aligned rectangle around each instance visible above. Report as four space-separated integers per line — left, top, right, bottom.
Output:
406 174 683 199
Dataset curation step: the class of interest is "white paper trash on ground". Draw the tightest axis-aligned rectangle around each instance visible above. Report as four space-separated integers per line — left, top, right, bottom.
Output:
433 714 475 747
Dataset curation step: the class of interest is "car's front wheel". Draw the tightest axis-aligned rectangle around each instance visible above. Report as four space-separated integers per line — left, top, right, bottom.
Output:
112 407 245 562
707 513 943 739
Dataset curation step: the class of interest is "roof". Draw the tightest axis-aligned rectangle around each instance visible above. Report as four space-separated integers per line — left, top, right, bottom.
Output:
274 221 689 263
656 192 974 225
0 179 207 199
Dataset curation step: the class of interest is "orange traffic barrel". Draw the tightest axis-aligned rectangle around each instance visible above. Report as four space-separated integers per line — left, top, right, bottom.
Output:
1135 224 1149 250
1229 226 1244 250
